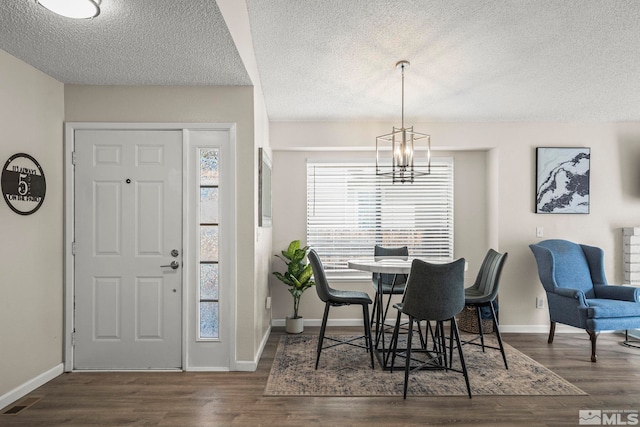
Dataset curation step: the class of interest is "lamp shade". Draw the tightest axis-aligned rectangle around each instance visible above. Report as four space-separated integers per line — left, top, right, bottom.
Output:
37 0 101 19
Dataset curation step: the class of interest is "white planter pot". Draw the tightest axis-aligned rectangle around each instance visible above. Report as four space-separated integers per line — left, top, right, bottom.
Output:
285 316 304 334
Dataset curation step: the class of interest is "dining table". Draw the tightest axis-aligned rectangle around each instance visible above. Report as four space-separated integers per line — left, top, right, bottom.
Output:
347 257 466 370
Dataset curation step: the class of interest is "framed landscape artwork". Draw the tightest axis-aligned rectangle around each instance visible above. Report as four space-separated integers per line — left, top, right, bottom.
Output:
535 147 590 214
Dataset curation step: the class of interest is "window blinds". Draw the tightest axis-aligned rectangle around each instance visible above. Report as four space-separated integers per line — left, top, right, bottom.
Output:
307 159 454 278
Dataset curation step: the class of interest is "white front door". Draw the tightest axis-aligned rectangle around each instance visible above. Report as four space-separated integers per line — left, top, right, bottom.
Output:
73 130 182 369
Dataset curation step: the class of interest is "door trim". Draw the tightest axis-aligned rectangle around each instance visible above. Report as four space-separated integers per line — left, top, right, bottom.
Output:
64 122 237 372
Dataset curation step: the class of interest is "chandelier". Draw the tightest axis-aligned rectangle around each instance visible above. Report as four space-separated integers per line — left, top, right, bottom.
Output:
376 60 431 183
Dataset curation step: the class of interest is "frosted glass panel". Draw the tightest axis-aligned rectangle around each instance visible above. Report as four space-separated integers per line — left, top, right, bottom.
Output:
200 302 219 339
200 264 219 300
200 149 219 186
200 187 219 224
200 226 219 262
198 148 221 341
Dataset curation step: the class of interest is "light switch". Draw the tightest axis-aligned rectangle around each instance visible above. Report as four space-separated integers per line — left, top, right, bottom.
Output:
536 227 544 238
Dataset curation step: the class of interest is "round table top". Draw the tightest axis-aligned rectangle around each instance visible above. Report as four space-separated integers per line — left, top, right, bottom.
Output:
348 257 461 274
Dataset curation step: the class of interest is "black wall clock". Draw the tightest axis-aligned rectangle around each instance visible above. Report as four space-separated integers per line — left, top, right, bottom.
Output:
1 153 46 215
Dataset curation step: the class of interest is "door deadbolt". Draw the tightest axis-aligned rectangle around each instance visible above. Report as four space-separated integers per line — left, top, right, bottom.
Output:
170 249 179 257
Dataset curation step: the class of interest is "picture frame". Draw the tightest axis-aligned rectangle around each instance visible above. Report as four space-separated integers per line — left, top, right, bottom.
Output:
535 147 590 214
258 148 272 227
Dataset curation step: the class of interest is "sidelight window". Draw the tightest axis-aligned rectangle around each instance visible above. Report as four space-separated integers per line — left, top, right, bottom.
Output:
198 149 220 339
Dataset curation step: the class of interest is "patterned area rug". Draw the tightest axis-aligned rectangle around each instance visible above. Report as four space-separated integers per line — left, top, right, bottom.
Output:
264 334 586 396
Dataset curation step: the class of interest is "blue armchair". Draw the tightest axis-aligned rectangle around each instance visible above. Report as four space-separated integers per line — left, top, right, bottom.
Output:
529 239 640 362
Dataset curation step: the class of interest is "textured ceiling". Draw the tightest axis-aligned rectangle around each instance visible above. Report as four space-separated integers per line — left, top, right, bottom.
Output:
246 0 640 121
0 0 250 85
1 1 639 122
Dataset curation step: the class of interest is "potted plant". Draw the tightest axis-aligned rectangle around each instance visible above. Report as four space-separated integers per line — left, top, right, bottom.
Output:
273 240 315 333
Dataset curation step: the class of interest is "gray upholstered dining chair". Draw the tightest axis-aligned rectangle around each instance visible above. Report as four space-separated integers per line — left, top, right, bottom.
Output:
461 249 509 369
389 258 471 399
371 245 409 335
307 249 375 370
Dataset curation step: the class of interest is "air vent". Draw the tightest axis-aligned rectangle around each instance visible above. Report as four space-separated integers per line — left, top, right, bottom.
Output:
2 397 42 415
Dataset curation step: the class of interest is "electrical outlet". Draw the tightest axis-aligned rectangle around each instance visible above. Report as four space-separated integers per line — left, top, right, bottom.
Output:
536 297 544 309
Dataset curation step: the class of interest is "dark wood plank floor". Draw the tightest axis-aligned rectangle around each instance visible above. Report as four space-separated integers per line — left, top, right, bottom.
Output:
2 328 640 426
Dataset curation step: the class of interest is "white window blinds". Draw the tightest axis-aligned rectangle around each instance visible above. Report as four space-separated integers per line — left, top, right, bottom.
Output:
307 159 454 278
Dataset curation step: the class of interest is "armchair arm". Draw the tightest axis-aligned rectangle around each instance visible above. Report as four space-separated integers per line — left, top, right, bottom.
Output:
553 287 588 306
594 285 640 302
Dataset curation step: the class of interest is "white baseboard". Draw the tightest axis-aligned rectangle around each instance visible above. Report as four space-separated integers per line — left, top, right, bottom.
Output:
184 367 229 372
233 361 257 372
234 325 271 372
499 324 580 333
0 363 63 411
500 325 618 334
272 318 366 328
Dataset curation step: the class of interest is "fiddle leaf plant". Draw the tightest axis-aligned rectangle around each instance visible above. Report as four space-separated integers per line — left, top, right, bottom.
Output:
273 240 315 319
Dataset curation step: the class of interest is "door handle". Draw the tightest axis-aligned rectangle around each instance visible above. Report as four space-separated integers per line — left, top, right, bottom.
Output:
161 261 180 270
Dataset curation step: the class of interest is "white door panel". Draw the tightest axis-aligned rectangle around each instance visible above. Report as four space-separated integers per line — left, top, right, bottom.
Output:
74 130 182 369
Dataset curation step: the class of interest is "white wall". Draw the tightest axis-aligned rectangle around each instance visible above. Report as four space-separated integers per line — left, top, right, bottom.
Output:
0 49 64 398
269 121 640 331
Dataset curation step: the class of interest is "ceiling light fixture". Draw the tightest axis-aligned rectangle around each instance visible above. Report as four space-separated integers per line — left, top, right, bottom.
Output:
36 0 101 19
376 60 431 184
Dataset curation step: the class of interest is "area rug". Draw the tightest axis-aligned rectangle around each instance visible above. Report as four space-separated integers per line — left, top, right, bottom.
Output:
264 334 586 396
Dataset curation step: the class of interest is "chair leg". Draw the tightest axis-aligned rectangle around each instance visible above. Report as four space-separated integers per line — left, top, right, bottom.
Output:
381 278 400 325
437 321 447 368
417 322 426 349
449 321 453 369
451 317 472 398
475 306 486 352
548 321 556 343
448 320 454 369
403 317 414 399
315 303 330 370
389 310 403 372
362 304 375 369
374 287 385 348
489 301 508 370
370 290 379 328
426 321 436 351
587 330 598 363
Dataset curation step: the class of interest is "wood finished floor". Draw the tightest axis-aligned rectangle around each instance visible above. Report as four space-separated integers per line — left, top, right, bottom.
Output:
2 328 640 426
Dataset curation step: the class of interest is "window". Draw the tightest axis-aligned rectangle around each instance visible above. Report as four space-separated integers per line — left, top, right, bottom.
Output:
198 148 220 339
307 159 454 278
